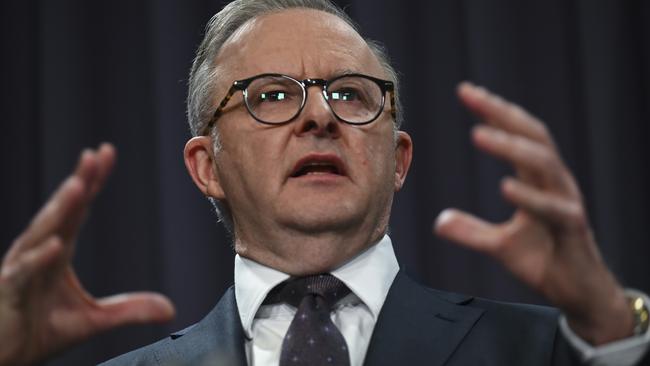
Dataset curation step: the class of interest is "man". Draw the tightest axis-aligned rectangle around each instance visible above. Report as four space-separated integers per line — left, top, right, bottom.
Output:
0 0 648 365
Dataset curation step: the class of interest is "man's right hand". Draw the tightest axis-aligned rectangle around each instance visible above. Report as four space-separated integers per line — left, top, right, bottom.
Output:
0 143 175 366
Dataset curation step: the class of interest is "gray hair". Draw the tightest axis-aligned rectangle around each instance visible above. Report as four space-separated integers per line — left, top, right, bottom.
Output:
187 0 403 233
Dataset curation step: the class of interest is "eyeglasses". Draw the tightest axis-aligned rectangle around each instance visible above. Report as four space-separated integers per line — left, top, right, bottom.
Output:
200 73 396 135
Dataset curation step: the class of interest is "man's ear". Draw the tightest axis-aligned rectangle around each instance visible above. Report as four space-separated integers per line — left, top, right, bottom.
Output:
184 136 226 199
394 131 413 192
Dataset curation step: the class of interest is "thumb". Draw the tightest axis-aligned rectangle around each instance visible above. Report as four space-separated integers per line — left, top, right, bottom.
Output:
434 208 501 254
93 292 175 332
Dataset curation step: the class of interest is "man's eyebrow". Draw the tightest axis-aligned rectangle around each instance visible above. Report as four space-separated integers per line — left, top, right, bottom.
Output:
330 68 361 77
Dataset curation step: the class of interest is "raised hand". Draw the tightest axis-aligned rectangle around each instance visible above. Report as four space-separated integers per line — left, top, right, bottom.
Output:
0 144 175 365
434 82 632 345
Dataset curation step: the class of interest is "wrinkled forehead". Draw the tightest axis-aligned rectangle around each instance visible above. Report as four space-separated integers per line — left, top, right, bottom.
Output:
214 8 386 84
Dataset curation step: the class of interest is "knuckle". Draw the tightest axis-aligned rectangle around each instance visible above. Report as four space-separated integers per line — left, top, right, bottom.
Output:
0 263 19 286
498 225 519 249
563 202 588 229
536 147 559 170
11 237 24 250
539 150 554 168
508 103 527 120
0 266 8 283
537 122 550 138
536 123 555 146
510 135 527 153
566 179 584 201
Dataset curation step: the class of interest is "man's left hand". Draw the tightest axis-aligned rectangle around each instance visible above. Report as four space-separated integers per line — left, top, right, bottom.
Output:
434 82 633 345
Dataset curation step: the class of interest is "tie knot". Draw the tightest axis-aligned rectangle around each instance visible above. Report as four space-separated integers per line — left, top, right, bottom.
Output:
265 274 350 308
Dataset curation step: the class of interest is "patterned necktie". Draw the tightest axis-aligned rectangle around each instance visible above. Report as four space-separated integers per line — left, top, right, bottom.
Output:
264 274 351 366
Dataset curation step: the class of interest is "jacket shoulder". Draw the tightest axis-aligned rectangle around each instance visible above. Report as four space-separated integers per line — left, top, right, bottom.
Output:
99 335 175 366
99 286 246 366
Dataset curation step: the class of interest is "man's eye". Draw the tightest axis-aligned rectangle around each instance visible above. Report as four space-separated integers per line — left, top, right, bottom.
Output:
330 89 359 101
259 91 288 102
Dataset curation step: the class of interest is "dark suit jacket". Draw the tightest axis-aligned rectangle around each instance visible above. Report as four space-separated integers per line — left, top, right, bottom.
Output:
101 271 582 365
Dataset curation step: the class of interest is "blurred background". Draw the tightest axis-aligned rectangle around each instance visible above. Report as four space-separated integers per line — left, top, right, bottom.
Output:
1 0 649 364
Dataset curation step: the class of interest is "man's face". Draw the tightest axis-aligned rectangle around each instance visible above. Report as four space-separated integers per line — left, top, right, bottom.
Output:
204 8 411 274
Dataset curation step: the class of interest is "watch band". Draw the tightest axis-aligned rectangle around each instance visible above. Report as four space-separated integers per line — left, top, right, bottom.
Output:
630 293 650 336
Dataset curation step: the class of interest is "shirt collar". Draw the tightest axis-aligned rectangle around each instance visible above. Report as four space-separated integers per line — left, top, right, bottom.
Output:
234 235 399 338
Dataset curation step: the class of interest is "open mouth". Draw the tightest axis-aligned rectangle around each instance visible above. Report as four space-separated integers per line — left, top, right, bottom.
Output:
290 154 346 178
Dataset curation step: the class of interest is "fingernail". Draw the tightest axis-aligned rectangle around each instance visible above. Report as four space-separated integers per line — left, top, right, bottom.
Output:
458 80 474 91
473 125 491 139
474 125 505 142
501 177 515 191
435 209 455 229
80 148 94 161
474 85 488 97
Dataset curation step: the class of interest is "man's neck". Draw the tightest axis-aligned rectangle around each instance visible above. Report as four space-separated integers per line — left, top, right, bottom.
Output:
233 223 388 276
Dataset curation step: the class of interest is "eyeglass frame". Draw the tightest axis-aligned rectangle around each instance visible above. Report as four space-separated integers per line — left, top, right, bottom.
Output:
200 73 396 136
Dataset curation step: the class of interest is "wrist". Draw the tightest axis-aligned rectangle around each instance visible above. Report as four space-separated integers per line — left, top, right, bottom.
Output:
567 284 633 345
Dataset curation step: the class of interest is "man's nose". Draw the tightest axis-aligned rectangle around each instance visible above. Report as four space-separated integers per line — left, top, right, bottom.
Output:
293 86 341 138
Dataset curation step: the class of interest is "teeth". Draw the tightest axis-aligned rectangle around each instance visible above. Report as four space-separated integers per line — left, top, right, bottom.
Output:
294 161 339 177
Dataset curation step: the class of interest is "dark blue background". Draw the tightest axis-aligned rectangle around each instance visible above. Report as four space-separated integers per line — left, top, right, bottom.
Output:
1 0 648 364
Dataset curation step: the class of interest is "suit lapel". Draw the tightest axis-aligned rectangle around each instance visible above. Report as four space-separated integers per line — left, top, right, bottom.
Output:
363 272 484 366
150 273 482 366
157 286 248 366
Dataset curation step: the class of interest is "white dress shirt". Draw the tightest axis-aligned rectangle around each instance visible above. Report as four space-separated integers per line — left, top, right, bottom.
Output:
233 235 649 366
235 235 398 366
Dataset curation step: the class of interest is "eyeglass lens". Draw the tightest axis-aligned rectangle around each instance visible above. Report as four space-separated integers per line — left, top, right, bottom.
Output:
243 75 383 124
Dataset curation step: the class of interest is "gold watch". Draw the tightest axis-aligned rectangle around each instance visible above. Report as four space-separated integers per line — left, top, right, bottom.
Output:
629 293 650 336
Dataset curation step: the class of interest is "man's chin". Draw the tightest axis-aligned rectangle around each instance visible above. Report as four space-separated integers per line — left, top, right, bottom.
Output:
277 195 364 229
280 214 362 234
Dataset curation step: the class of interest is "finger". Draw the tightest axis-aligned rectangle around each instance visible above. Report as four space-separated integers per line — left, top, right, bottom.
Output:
61 144 116 243
73 149 100 191
92 293 175 332
458 81 554 147
433 208 502 254
29 149 96 241
501 177 587 230
14 147 110 257
88 143 116 198
472 124 573 193
7 176 87 261
1 236 64 293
